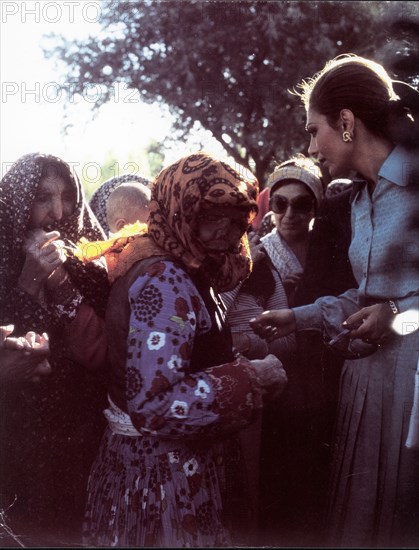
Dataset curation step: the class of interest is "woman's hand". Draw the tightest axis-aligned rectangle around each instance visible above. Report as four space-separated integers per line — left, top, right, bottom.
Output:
45 265 69 291
247 231 265 264
249 353 288 400
282 271 303 307
232 332 251 355
18 229 66 297
250 309 296 342
343 303 395 344
0 326 51 383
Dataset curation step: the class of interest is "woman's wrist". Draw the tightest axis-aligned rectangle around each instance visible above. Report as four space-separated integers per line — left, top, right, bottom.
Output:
387 300 399 315
46 267 68 291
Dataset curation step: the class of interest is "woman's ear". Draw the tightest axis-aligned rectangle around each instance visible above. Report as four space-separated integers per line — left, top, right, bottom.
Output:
339 109 355 133
115 218 128 232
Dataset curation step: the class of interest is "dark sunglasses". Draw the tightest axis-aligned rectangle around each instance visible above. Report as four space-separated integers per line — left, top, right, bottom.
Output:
269 194 314 214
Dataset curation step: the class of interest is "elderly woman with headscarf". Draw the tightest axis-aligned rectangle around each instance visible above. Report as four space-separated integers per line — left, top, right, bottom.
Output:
219 156 323 543
0 153 110 546
81 152 288 548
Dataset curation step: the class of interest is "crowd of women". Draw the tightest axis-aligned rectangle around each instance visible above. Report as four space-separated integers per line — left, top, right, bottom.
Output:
0 54 418 548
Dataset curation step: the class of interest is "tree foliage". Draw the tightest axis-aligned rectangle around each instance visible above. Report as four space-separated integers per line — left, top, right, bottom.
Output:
48 0 389 185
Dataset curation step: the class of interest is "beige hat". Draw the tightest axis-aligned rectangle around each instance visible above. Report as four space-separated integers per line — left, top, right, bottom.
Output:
267 159 324 209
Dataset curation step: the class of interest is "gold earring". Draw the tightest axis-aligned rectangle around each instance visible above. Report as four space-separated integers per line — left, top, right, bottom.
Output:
342 131 353 143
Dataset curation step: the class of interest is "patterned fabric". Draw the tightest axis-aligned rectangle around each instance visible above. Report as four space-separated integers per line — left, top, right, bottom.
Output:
0 152 110 328
266 161 324 209
84 259 263 547
222 254 296 360
293 146 419 547
0 153 110 546
83 153 264 548
260 228 304 281
89 173 150 235
255 210 276 238
146 152 258 293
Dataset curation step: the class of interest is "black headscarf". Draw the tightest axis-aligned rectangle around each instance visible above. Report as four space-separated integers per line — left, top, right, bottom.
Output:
0 152 110 332
0 153 110 542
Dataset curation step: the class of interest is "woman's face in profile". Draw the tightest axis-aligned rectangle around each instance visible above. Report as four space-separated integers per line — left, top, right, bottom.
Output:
28 169 76 229
306 108 353 179
197 205 249 252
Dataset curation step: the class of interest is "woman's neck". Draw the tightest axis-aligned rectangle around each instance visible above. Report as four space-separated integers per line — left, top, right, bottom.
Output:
353 133 394 189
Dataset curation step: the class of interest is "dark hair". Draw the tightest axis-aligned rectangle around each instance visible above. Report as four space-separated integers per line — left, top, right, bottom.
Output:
296 54 419 148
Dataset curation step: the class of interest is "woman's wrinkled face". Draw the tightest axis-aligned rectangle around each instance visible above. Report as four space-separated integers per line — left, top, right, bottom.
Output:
28 170 76 229
306 108 353 178
197 205 250 252
271 182 315 241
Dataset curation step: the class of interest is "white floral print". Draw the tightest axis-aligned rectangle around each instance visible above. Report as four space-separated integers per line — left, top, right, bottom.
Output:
167 354 181 370
147 331 166 350
183 458 199 477
194 379 211 399
170 400 189 418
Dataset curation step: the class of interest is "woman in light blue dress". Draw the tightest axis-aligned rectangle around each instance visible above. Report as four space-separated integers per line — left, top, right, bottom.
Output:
250 55 419 547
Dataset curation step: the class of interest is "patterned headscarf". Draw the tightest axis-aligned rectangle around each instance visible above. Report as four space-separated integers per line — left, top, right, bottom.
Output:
0 153 109 330
89 174 150 235
147 152 258 292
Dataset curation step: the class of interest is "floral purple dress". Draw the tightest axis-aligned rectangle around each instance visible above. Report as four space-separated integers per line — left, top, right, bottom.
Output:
83 259 263 547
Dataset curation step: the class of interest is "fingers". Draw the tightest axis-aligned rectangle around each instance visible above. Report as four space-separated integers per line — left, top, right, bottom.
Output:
35 332 50 351
0 325 14 344
250 310 275 327
39 240 67 266
250 312 276 339
343 309 366 330
264 326 283 342
23 230 60 255
22 234 66 283
4 331 50 357
250 309 295 340
3 336 26 351
344 304 394 343
24 331 36 347
25 229 61 247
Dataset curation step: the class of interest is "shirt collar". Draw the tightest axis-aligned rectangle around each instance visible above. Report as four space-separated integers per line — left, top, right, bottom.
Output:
378 145 418 187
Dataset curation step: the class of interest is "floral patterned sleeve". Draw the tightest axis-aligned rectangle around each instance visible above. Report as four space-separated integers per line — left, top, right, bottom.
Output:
125 261 263 439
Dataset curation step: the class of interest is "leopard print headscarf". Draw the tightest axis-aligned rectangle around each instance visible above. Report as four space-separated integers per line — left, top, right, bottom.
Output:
147 152 259 292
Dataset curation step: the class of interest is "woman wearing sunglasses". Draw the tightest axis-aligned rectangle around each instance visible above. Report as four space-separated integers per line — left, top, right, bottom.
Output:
221 155 323 544
223 155 323 363
262 156 324 308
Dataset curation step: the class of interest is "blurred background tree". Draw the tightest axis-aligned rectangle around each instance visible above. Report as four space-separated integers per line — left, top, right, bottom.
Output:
373 1 419 88
81 142 163 200
47 0 414 187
